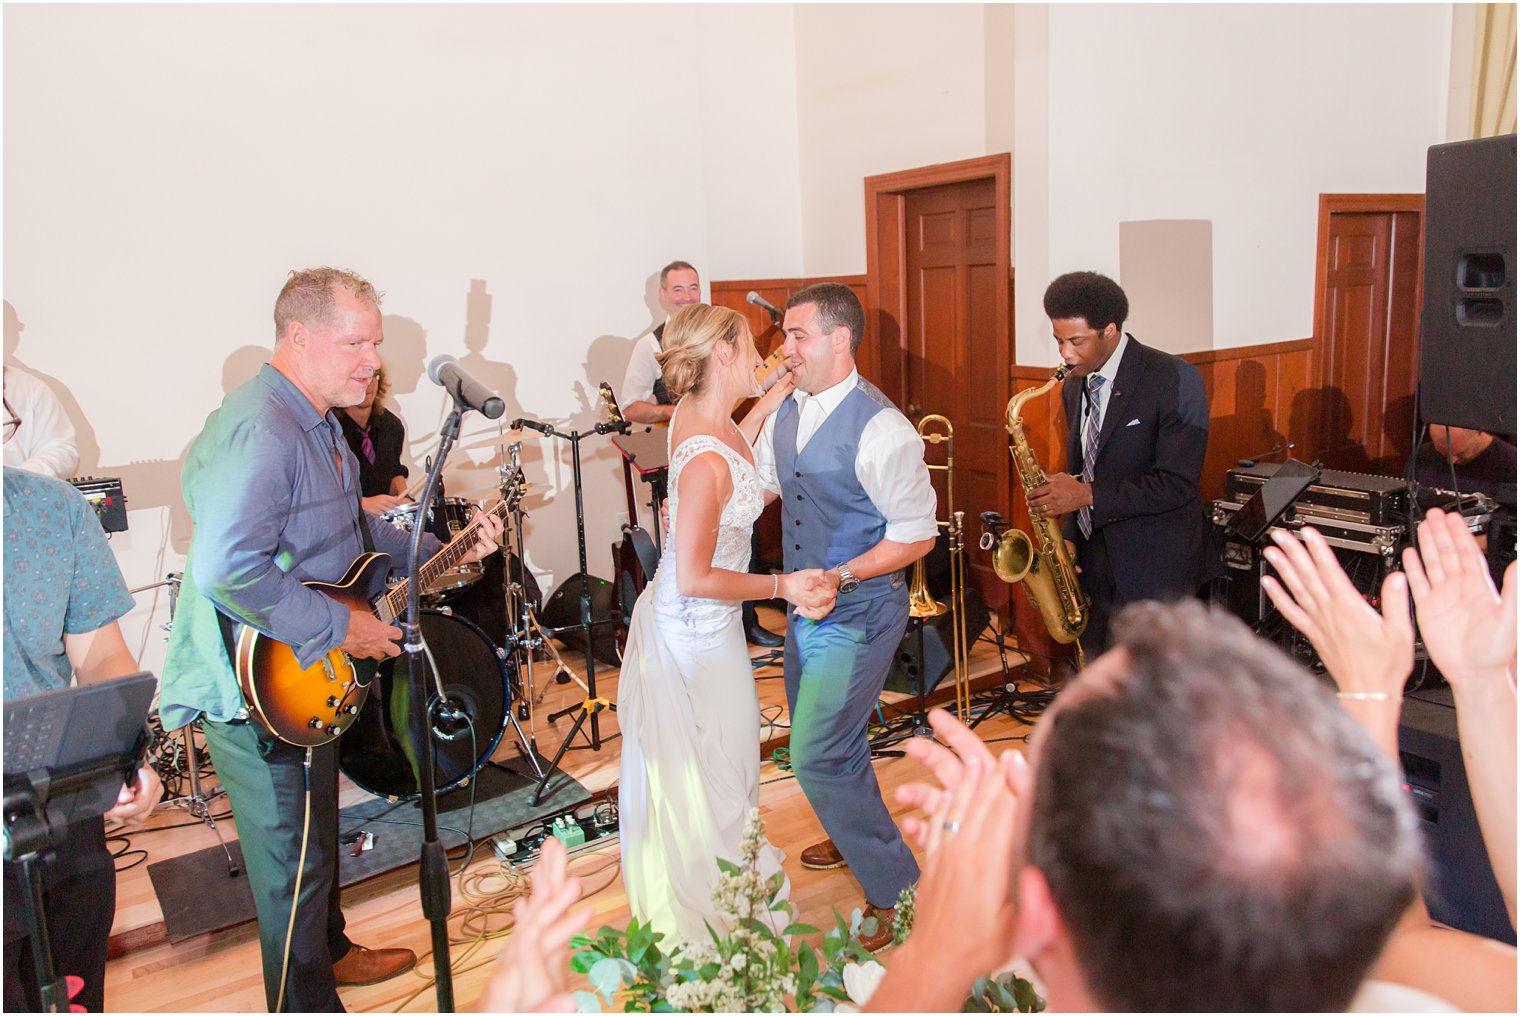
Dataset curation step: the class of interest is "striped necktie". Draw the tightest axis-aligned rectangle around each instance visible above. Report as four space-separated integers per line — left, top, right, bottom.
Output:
1077 374 1105 539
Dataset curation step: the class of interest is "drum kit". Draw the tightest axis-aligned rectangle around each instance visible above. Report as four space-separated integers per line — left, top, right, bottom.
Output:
340 438 589 801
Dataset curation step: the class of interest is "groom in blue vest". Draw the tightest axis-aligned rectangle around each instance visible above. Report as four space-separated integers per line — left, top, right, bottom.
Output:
754 283 938 950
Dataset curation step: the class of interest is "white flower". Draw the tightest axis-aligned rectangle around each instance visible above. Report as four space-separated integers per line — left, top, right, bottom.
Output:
730 952 749 972
833 960 887 1013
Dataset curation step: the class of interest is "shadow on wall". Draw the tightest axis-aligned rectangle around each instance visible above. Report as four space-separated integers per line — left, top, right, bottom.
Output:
1288 386 1371 473
97 345 271 555
4 300 101 474
1209 359 1287 464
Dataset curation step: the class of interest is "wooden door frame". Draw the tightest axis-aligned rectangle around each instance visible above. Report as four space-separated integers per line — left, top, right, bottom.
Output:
863 153 1012 404
1310 192 1425 384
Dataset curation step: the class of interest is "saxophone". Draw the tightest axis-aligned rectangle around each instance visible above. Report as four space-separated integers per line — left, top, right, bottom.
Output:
992 365 1089 646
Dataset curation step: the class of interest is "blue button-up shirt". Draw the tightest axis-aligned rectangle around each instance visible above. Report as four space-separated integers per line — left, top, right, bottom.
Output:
160 365 433 732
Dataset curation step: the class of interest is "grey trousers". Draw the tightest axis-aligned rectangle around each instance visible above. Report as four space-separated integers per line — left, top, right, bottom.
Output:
202 718 352 1012
783 591 919 907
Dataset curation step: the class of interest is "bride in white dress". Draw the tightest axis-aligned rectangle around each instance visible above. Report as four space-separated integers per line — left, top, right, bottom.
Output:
618 303 834 942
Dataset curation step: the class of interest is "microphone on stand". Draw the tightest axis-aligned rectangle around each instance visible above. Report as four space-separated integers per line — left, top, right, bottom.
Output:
428 355 505 419
746 291 785 325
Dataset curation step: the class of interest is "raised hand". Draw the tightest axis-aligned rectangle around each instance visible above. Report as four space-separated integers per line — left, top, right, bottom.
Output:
895 708 1001 846
477 837 591 1013
1402 508 1518 683
1261 527 1413 700
866 710 1028 1013
752 370 795 419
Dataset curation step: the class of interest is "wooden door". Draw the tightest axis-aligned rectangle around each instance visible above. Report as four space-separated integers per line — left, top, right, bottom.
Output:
1309 196 1424 474
902 178 1006 600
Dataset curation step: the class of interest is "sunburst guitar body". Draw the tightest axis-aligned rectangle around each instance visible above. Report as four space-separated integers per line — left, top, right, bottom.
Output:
234 490 521 747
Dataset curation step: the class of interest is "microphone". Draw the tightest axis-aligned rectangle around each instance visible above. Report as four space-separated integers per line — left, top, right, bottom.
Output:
512 417 553 436
746 291 785 323
427 355 505 419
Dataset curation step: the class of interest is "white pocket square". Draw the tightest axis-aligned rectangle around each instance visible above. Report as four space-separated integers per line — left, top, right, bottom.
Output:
1126 418 1141 427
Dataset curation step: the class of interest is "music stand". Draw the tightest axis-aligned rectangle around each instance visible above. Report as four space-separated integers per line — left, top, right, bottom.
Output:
4 673 156 1013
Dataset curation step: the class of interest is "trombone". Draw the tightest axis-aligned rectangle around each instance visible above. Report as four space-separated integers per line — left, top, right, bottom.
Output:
910 415 972 722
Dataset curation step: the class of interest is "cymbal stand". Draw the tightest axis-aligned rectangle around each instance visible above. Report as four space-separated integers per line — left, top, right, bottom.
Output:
510 416 626 806
491 441 549 782
128 573 238 878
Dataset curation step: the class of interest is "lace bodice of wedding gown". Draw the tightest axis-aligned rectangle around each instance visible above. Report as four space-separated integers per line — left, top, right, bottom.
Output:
651 433 763 638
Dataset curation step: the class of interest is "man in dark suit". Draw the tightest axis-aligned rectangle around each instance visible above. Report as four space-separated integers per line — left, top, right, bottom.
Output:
1028 271 1212 653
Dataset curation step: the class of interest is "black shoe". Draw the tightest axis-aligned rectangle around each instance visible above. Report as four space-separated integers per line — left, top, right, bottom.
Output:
746 624 785 648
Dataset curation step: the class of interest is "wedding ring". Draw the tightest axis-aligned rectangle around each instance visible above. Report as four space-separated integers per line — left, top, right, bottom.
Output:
943 820 961 835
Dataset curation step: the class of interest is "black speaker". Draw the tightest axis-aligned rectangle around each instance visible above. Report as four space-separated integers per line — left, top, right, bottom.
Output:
1398 689 1515 944
1419 134 1517 433
540 574 620 667
885 585 989 696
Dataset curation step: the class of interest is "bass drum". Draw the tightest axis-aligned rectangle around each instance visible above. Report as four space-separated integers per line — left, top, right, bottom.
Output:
339 610 514 801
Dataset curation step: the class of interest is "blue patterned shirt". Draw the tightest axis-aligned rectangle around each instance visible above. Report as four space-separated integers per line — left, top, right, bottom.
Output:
3 468 135 699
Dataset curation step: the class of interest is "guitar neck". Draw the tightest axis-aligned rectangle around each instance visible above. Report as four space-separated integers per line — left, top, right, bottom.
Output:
378 500 510 622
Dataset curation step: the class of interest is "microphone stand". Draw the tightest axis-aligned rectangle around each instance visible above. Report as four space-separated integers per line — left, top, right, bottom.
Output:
515 416 626 805
405 403 466 1012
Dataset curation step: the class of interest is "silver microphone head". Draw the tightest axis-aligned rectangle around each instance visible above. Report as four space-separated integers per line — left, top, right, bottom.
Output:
426 353 458 385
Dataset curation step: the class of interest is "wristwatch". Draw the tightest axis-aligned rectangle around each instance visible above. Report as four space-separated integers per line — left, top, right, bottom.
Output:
835 561 860 594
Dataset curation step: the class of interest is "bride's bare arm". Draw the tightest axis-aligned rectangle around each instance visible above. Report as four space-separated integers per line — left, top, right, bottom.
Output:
675 451 823 607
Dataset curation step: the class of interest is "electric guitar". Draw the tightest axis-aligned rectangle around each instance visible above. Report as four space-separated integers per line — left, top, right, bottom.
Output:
600 383 662 648
234 476 524 747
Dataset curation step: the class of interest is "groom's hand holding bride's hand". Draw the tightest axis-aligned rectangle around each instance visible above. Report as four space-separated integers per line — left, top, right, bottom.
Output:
780 568 837 620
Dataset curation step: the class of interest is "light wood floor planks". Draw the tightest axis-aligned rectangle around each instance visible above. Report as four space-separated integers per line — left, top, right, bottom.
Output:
103 606 1042 1012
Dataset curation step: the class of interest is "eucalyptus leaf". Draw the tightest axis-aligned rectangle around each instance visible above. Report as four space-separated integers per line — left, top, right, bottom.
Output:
573 990 604 1013
589 957 624 1002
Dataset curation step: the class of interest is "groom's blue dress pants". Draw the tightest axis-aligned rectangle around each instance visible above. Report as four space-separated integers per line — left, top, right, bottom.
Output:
783 589 919 908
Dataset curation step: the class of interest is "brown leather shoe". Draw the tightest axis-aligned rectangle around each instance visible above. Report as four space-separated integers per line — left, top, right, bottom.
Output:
332 943 417 986
800 838 847 870
858 903 896 952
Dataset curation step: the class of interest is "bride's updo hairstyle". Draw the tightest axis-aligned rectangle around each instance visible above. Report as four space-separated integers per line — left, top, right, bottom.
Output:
656 303 748 401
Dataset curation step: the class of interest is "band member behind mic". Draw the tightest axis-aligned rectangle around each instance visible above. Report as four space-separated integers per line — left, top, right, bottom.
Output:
339 365 412 515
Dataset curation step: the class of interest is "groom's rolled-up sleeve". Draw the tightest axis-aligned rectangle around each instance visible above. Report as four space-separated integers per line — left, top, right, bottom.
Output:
857 414 938 544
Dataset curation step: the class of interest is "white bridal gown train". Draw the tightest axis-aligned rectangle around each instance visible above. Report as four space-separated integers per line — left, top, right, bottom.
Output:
617 431 789 942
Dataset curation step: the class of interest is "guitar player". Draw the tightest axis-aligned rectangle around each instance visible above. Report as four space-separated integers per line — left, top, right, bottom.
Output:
619 260 784 648
161 267 501 1012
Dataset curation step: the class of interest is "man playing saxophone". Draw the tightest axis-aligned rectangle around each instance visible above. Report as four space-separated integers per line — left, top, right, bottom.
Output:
1026 271 1214 652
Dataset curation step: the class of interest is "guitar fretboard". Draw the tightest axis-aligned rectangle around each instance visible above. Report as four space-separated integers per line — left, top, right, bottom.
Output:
376 494 516 623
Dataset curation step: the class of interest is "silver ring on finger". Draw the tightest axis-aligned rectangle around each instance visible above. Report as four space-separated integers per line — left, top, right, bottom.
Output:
943 820 961 835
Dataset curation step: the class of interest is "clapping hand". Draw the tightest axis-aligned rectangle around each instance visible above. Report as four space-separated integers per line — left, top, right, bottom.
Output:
1402 508 1517 684
1261 526 1414 702
865 709 1027 1012
780 568 836 621
476 838 591 1013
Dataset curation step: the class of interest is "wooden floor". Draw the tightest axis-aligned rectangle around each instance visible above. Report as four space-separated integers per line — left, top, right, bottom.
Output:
103 606 1045 1012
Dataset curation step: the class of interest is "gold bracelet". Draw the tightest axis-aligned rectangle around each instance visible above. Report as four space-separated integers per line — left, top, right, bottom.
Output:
1337 691 1392 701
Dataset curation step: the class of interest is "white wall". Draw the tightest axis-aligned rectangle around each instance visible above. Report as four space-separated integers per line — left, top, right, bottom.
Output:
794 3 992 276
1015 4 1452 364
3 3 803 675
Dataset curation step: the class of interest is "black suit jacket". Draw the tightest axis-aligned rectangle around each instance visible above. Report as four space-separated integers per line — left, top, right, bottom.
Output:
1061 336 1214 603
